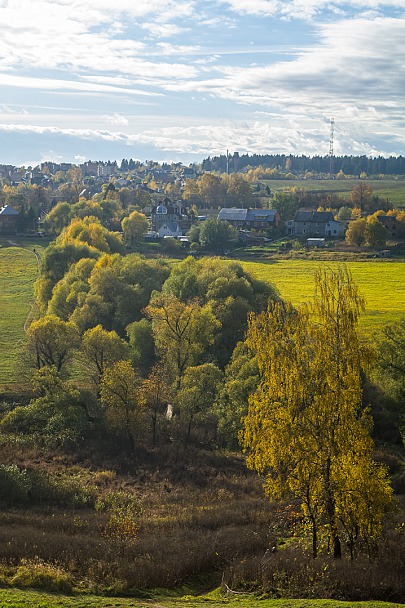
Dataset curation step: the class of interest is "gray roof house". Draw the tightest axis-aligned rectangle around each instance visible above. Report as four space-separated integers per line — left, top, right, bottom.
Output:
217 208 281 229
286 210 345 238
157 221 182 238
0 205 19 233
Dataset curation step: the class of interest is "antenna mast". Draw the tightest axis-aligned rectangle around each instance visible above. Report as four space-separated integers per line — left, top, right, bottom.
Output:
329 118 335 175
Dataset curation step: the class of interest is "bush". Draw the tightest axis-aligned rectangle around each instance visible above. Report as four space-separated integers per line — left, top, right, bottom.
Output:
11 558 73 593
0 464 31 505
29 470 95 508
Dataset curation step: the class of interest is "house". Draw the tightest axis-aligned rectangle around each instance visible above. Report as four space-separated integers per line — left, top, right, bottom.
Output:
151 198 191 237
0 205 19 234
287 209 345 238
157 222 182 238
217 208 281 230
377 215 398 238
325 219 346 238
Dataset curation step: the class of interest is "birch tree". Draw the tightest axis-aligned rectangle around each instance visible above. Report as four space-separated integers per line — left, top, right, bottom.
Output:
242 266 393 559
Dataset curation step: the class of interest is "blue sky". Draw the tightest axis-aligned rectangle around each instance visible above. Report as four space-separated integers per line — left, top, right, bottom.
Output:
0 0 404 167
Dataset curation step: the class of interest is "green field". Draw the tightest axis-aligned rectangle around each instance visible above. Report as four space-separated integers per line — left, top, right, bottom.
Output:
0 243 40 386
261 178 405 206
242 260 405 335
0 243 404 386
0 588 402 608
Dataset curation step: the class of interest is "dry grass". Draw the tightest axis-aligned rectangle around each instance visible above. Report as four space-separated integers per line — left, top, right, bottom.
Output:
0 436 403 601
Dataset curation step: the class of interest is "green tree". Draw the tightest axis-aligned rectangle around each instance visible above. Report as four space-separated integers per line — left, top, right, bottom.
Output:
364 218 388 247
121 210 149 247
144 293 220 388
141 363 172 445
215 341 260 448
187 223 201 244
337 206 353 221
162 256 277 367
82 325 130 389
199 218 238 251
345 218 367 247
47 257 96 320
126 318 156 375
270 189 303 222
177 363 222 438
70 254 170 336
43 201 72 236
26 315 80 373
100 360 144 451
243 266 393 559
35 241 101 312
0 366 96 446
374 316 405 444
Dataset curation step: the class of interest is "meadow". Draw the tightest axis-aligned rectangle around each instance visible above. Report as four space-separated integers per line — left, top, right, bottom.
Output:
0 241 404 386
241 259 405 336
261 178 405 206
0 242 40 386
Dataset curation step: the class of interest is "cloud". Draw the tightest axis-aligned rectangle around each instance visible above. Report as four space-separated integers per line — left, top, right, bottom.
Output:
140 22 186 37
160 17 405 138
104 113 129 126
0 119 398 159
221 0 405 19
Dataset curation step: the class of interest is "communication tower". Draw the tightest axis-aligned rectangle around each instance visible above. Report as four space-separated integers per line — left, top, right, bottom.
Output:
329 118 335 175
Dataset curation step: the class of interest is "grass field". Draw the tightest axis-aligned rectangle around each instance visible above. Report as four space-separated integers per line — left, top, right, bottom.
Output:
0 241 41 386
241 259 405 335
0 588 403 608
0 242 404 386
260 178 405 206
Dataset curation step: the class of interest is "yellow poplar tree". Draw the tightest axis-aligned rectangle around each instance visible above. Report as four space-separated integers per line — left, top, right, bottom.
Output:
243 266 393 559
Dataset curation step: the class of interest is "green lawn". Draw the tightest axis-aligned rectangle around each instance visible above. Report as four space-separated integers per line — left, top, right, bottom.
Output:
260 178 405 206
0 589 402 608
242 259 405 335
0 242 40 386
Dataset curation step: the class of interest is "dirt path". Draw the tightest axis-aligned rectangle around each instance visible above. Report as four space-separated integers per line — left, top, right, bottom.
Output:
17 244 41 333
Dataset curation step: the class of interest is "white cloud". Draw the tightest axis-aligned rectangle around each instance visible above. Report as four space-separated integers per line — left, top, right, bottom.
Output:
222 0 405 19
104 113 129 126
0 119 397 158
140 22 186 37
162 17 405 120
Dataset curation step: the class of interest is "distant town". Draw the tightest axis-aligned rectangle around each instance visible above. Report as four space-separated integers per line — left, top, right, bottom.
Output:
0 154 404 251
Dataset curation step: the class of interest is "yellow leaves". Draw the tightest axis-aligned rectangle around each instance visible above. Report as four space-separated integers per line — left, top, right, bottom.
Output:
57 217 123 254
242 265 393 557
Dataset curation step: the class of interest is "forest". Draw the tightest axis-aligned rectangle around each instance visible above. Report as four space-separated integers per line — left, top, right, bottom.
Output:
202 152 405 176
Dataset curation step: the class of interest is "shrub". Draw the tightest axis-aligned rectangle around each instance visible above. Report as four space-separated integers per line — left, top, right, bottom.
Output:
11 558 73 593
0 464 31 505
35 471 94 508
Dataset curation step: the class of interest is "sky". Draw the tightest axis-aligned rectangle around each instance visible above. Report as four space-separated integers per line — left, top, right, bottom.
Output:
0 0 404 167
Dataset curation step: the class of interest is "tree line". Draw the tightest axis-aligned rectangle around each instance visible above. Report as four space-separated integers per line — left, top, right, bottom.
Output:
202 153 405 176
